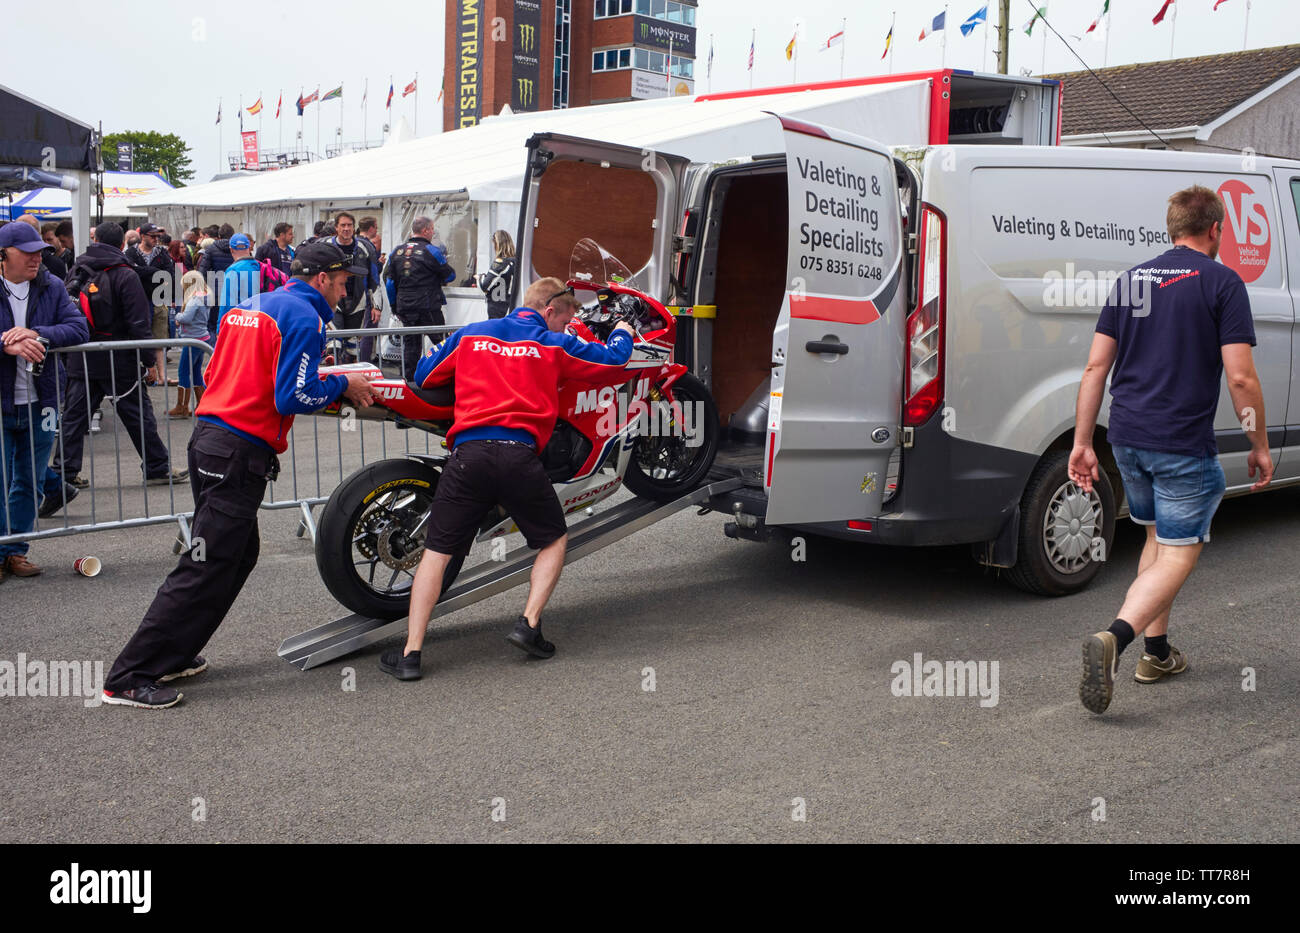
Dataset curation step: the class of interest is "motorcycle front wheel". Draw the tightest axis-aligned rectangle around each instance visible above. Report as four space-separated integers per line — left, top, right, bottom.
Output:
315 458 464 620
620 372 720 502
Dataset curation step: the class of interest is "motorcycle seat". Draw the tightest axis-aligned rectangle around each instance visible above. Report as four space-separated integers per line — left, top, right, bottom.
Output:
406 381 455 408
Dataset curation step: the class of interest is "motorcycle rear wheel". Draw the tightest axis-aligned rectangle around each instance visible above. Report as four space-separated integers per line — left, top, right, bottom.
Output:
620 373 720 502
315 458 463 620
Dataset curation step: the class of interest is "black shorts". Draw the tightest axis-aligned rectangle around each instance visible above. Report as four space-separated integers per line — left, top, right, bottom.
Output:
423 439 567 557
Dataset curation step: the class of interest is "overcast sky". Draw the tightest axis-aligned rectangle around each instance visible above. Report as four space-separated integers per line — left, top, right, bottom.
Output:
4 0 1297 184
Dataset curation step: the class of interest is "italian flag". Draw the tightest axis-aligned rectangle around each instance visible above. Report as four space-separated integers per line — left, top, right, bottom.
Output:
1086 0 1109 34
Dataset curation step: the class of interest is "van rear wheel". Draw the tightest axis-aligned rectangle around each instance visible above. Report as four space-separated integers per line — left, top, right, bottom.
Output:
1004 451 1115 597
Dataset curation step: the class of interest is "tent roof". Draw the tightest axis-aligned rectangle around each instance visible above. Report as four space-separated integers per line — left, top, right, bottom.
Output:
0 83 96 178
10 171 174 220
131 80 932 210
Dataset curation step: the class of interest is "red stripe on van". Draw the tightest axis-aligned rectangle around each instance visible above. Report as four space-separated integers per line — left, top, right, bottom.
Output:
765 432 776 486
790 295 881 325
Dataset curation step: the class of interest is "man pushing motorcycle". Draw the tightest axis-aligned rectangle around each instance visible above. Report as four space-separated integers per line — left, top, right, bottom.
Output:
380 276 635 680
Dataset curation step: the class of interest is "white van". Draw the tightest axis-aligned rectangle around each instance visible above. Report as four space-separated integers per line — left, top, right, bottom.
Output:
513 121 1300 595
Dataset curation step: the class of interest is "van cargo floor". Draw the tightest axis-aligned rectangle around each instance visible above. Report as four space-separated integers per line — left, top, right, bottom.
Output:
709 443 766 487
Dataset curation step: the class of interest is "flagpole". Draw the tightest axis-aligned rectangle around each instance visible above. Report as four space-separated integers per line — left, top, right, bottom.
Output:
792 23 798 84
982 9 989 72
414 72 419 135
1104 9 1111 67
217 97 222 173
942 5 948 68
278 89 283 154
840 17 846 79
1243 0 1251 51
316 90 321 162
1170 1 1177 59
750 28 755 88
364 78 369 147
1040 2 1049 74
709 33 713 92
387 74 393 141
667 36 673 93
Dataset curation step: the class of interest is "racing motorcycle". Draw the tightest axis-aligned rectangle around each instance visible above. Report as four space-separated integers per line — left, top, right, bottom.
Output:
313 239 719 619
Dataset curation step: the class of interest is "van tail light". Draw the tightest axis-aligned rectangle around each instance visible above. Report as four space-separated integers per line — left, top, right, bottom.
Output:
903 205 946 427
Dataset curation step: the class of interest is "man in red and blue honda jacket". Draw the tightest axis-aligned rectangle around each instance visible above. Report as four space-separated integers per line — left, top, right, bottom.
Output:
380 276 635 680
103 242 377 709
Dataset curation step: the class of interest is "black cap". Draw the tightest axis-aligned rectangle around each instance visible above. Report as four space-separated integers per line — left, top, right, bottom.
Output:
139 222 166 236
291 241 366 277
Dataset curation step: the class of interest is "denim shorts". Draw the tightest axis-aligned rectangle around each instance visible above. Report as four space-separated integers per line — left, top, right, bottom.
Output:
1112 445 1226 545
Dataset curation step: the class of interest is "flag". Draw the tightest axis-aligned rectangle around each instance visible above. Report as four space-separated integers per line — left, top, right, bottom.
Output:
785 33 796 61
247 97 263 115
1213 0 1232 8
1023 6 1047 35
818 30 844 52
403 79 417 97
1152 0 1175 25
920 11 946 41
361 84 367 107
707 38 714 77
215 101 221 124
275 92 282 118
960 5 988 37
386 82 394 109
322 86 342 102
1085 0 1110 33
297 88 318 116
437 71 444 102
747 35 755 70
881 23 893 59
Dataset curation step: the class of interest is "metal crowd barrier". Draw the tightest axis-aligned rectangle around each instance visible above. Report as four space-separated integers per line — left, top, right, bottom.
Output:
0 324 457 553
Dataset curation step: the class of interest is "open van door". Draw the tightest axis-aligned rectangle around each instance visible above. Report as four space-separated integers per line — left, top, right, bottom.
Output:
763 115 908 526
514 133 689 304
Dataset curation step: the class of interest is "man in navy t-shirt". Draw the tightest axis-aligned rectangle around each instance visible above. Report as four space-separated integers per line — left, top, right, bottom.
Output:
1069 184 1272 715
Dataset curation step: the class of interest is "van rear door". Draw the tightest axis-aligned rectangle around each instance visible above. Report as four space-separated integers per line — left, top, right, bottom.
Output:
763 115 908 526
514 133 689 304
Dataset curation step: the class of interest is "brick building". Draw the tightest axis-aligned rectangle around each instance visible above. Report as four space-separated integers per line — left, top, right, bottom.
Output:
443 0 697 132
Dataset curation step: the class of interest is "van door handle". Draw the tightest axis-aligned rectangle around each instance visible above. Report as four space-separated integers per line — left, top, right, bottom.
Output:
805 340 849 355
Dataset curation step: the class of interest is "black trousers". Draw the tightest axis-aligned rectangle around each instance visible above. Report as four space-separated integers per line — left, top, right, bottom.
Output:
105 422 275 692
393 304 445 381
51 371 171 479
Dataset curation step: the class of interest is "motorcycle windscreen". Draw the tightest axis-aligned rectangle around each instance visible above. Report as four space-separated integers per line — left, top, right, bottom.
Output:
763 115 907 527
515 133 689 304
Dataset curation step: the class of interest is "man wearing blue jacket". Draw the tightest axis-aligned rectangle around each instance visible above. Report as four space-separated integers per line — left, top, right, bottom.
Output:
0 223 90 582
102 243 376 709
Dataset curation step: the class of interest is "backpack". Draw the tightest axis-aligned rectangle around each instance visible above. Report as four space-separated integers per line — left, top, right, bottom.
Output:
65 263 129 338
259 260 288 293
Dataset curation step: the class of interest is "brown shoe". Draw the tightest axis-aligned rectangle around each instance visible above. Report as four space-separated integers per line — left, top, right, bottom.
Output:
4 554 42 577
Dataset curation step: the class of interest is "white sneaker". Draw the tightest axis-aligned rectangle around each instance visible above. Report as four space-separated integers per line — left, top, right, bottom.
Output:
90 410 102 434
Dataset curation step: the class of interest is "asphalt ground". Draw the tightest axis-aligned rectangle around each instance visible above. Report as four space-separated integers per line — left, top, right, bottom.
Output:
1 395 1297 843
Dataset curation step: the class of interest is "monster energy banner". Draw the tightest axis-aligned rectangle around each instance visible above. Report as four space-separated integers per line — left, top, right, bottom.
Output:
632 15 695 57
456 0 482 128
512 0 542 112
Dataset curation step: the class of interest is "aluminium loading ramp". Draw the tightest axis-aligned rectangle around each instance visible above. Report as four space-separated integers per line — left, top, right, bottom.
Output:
278 476 744 671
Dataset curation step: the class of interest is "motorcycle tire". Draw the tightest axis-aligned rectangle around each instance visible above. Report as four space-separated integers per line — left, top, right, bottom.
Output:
315 457 464 620
621 372 720 503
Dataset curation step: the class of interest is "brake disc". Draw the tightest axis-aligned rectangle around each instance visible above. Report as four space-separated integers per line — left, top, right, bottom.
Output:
375 519 423 571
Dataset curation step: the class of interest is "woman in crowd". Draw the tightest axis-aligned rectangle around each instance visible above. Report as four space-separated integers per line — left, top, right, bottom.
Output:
168 271 212 419
478 229 516 320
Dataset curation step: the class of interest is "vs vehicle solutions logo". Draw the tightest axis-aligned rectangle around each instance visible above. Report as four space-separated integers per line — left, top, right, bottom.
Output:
1216 179 1271 283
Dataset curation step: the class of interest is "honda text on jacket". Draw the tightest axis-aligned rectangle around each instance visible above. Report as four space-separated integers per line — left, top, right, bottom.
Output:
196 279 347 452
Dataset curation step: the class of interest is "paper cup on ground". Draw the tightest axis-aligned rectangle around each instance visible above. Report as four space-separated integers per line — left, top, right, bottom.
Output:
73 556 101 577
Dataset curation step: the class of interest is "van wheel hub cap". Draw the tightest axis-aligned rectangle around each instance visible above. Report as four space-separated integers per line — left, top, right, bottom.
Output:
1043 481 1102 574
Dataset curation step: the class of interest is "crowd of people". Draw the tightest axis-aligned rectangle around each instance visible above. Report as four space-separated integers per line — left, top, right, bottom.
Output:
1 207 518 584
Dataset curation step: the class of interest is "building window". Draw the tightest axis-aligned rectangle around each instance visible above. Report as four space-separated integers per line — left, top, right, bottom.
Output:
631 0 693 25
554 0 571 108
632 47 693 78
595 0 633 18
593 48 634 72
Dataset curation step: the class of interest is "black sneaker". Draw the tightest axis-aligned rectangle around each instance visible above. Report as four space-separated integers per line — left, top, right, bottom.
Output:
159 656 208 683
102 683 182 709
379 648 422 680
38 483 79 518
506 616 555 659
